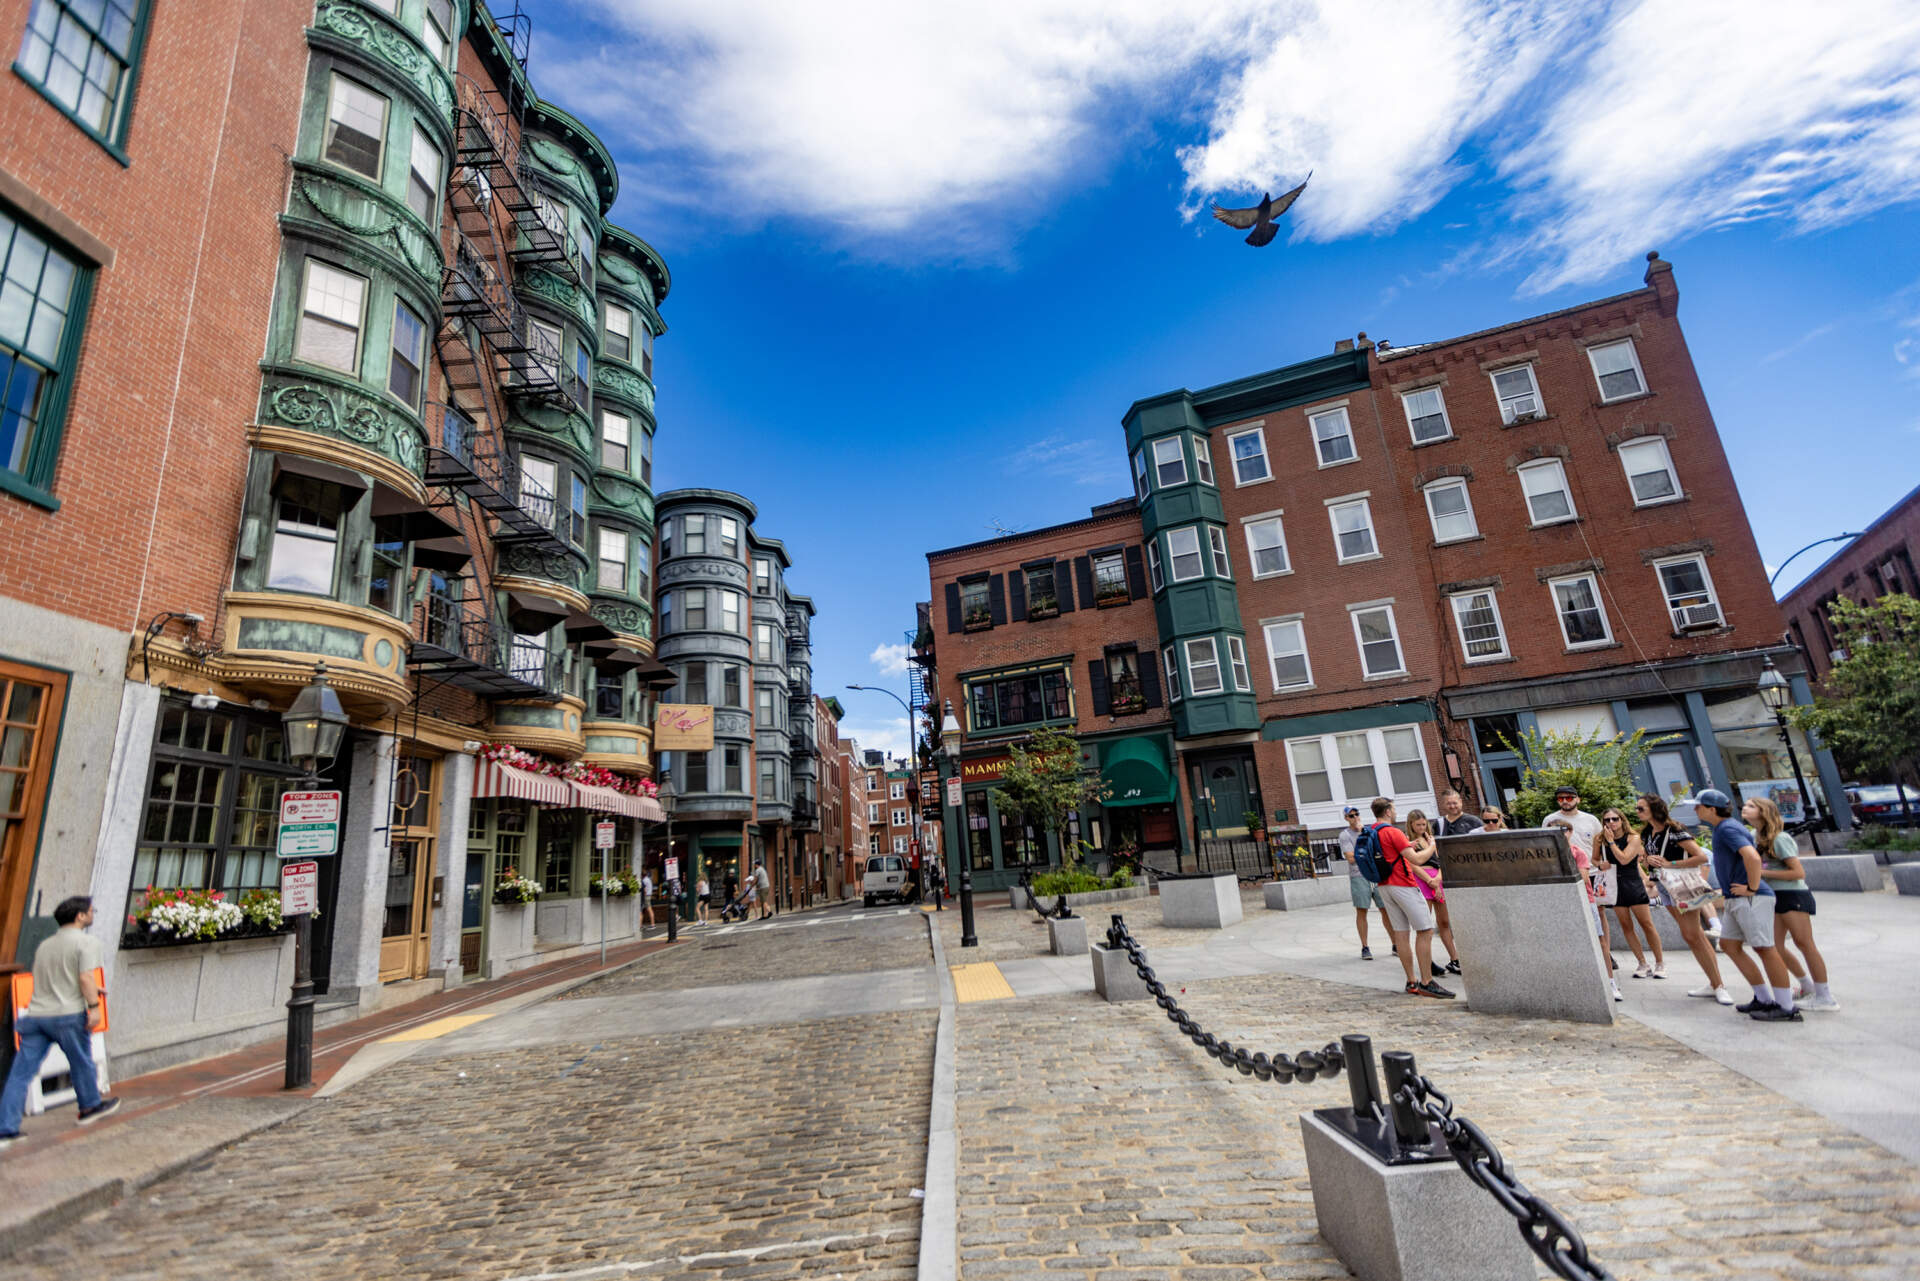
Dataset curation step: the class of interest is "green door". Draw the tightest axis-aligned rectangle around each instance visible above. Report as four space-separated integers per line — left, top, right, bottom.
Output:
1194 757 1254 838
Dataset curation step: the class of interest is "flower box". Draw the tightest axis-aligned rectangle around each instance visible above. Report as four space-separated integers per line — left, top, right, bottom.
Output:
120 917 293 950
121 887 290 948
1094 589 1131 608
963 610 994 632
1026 601 1059 621
1111 693 1147 714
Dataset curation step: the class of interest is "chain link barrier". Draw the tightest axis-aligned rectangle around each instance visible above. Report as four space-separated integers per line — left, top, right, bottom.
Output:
1016 867 1072 922
1102 914 1616 1281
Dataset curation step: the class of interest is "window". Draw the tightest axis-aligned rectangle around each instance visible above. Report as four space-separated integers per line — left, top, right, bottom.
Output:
1402 386 1451 443
1244 516 1289 577
1517 459 1575 525
1246 620 1307 703
684 662 707 705
1092 551 1128 603
1228 428 1270 484
724 745 743 792
17 0 147 147
1162 645 1181 702
755 557 771 593
1490 364 1543 422
572 343 591 406
683 586 707 630
527 317 562 384
1105 647 1143 709
754 622 775 661
597 528 628 592
1328 498 1377 562
1423 478 1477 543
1184 637 1222 695
893 835 910 856
1207 526 1232 577
1349 604 1405 678
658 591 671 636
294 260 365 372
323 74 387 179
1024 562 1058 616
1146 542 1163 591
718 516 739 558
1310 406 1355 465
266 477 340 594
1335 734 1379 800
388 299 425 407
368 524 406 615
601 411 630 471
1287 738 1332 804
605 304 632 362
682 513 705 555
1449 591 1509 661
1130 448 1148 501
1166 527 1204 581
1587 339 1645 401
892 808 908 827
594 667 624 720
683 749 709 793
0 208 85 498
1618 437 1680 505
722 665 742 708
570 474 588 545
1226 636 1251 692
1151 436 1186 487
406 125 441 222
965 667 1071 732
519 455 558 530
1550 574 1612 648
868 802 880 822
422 0 454 65
720 589 741 634
1657 556 1722 630
1383 728 1429 794
637 325 654 379
756 687 774 727
1192 435 1215 486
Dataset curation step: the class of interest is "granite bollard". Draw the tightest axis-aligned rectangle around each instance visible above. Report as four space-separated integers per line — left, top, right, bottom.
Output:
1890 862 1920 896
1090 943 1150 1001
1264 874 1356 911
1158 872 1242 928
1048 914 1088 955
1799 853 1883 892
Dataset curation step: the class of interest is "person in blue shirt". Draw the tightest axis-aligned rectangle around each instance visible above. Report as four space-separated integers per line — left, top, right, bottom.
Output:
1692 790 1799 1022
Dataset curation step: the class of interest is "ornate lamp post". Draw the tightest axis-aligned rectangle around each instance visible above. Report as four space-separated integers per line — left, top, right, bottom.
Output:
1757 655 1823 853
941 700 976 948
659 775 678 943
280 662 349 1089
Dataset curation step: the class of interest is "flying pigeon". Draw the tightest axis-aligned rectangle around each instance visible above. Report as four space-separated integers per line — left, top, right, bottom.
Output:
1211 174 1310 247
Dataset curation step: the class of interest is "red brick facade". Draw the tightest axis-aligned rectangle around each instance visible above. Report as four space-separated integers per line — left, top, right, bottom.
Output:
1779 482 1920 684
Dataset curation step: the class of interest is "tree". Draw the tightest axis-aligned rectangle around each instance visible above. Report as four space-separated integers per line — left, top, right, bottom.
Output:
1503 726 1672 828
1786 593 1920 789
989 725 1109 866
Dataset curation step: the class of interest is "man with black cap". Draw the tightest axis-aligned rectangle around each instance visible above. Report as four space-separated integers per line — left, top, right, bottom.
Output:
1693 788 1799 1021
1541 785 1602 861
1338 805 1392 959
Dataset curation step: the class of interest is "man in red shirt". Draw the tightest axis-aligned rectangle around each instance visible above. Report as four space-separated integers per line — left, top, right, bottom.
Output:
1370 797 1453 998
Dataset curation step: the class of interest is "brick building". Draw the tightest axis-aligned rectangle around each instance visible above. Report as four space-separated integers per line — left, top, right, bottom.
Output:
837 737 870 895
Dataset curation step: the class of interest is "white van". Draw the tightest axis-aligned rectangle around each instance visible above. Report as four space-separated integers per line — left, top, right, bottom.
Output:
863 855 908 907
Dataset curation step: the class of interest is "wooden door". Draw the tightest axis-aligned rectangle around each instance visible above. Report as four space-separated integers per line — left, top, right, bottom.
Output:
379 756 435 981
0 662 66 960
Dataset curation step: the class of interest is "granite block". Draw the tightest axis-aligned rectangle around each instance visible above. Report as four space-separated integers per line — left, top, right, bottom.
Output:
1048 915 1089 955
1891 862 1920 896
1090 943 1149 1002
1800 853 1883 892
1446 880 1614 1025
1264 876 1354 911
1159 873 1242 928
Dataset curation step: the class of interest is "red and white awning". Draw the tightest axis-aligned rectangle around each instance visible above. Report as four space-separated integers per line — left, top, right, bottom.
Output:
570 781 667 822
473 759 570 806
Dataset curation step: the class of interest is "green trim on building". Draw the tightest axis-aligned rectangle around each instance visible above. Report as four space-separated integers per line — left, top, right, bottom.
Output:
1259 698 1436 742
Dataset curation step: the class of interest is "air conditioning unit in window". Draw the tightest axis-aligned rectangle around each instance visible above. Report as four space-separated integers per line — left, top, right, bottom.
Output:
1670 602 1723 631
1828 647 1848 664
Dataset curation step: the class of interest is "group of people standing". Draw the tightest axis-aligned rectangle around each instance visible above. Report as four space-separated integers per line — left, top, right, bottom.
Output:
1339 784 1836 1021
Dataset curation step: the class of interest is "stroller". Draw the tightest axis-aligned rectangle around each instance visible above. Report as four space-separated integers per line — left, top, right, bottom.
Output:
717 884 755 923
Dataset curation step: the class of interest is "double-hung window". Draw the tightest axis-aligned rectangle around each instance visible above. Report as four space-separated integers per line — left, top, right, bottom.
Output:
1549 574 1612 648
597 529 628 592
1192 436 1215 485
1162 645 1181 702
1656 556 1722 630
1146 542 1163 591
423 0 455 65
1092 550 1128 603
1166 527 1204 581
658 592 672 636
1207 526 1232 577
754 557 771 594
1284 723 1433 822
634 541 651 597
1225 636 1251 692
323 74 387 179
1587 339 1646 401
718 516 739 558
0 208 86 499
722 665 742 708
754 621 775 661
683 662 708 706
1024 562 1058 616
683 586 707 631
604 305 633 362
406 126 441 222
1184 637 1223 695
1449 590 1509 661
720 589 741 634
1423 478 1477 543
960 578 990 626
889 780 905 801
570 474 588 546
723 745 743 792
572 343 591 408
294 260 365 372
1518 459 1575 525
1244 515 1289 577
601 411 630 471
1310 406 1355 465
1618 437 1680 505
1349 604 1405 678
387 299 425 408
1402 386 1451 443
1327 497 1377 562
1491 364 1543 422
529 318 562 383
683 513 705 555
756 688 774 727
1130 449 1149 501
1382 727 1430 793
17 0 149 148
1262 618 1312 690
965 667 1071 731
266 477 341 594
518 455 558 530
1151 436 1186 487
1228 428 1270 484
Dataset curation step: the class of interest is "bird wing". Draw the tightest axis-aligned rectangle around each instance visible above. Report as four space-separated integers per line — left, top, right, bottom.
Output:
1210 202 1261 230
1267 172 1311 218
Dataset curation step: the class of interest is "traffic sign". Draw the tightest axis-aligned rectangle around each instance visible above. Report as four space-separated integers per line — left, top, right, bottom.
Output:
281 861 319 915
665 856 680 882
279 791 341 858
945 776 961 807
595 820 616 850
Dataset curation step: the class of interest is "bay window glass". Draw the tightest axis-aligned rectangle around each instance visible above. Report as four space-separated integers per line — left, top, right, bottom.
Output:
423 0 454 64
266 477 340 594
720 589 741 633
683 513 705 554
1226 636 1251 692
602 410 630 471
518 455 558 529
635 541 650 596
684 662 707 705
294 260 365 372
323 74 387 178
1151 436 1186 487
1163 645 1181 702
1207 526 1232 577
597 528 628 592
718 516 739 557
1130 448 1148 501
1167 527 1204 581
388 299 425 407
604 304 633 362
1192 435 1215 485
570 473 588 545
407 125 441 221
684 587 707 630
1184 637 1222 695
1146 542 1162 591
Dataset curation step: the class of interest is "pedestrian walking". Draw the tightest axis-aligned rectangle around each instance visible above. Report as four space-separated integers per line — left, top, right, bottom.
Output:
1403 810 1459 976
723 867 739 915
1636 792 1730 1003
1745 796 1837 1011
640 870 655 929
695 875 711 924
1693 789 1799 1021
1600 808 1666 979
753 859 773 921
1338 806 1392 960
1361 797 1452 998
927 856 945 910
1 896 122 1147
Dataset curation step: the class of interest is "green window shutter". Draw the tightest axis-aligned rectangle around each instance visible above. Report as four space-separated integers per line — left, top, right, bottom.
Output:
1008 568 1027 620
1056 560 1076 612
1074 557 1094 607
987 574 1007 625
944 582 962 633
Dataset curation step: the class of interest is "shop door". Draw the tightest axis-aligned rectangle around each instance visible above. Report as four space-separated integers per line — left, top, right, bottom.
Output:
379 757 436 981
0 662 65 959
1194 758 1254 837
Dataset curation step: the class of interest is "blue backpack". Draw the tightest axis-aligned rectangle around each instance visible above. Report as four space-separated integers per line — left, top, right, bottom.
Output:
1353 823 1392 884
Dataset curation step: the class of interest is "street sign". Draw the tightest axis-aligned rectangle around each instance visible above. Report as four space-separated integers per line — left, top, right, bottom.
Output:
665 856 680 882
945 776 961 807
595 821 616 850
280 860 319 915
278 790 341 858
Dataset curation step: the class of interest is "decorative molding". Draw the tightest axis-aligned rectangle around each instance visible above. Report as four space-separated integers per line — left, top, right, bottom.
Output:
590 474 654 523
510 402 594 459
313 3 454 119
1536 558 1604 582
659 558 750 586
589 600 649 638
499 550 587 595
1504 442 1571 472
291 173 442 284
259 376 428 482
1413 462 1474 488
1639 540 1715 565
526 137 597 206
1437 575 1503 596
1604 422 1676 452
519 266 595 333
593 362 655 413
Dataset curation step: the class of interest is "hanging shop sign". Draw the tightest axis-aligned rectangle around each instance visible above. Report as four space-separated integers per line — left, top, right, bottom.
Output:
654 703 716 752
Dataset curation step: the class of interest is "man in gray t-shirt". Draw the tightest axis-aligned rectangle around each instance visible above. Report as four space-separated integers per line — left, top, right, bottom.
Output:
2 896 122 1143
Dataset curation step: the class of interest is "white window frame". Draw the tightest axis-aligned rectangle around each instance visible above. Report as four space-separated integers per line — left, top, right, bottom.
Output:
600 409 631 472
1261 618 1313 691
604 304 634 363
294 259 367 373
1225 635 1251 693
1184 637 1223 695
1587 338 1647 402
1548 573 1614 650
1162 644 1182 702
1654 554 1723 631
1448 590 1510 663
1192 434 1215 486
1130 449 1149 502
1146 541 1163 591
1151 436 1187 488
1309 406 1357 467
1207 526 1232 578
597 528 628 592
1243 514 1290 578
868 802 879 822
406 125 442 223
1618 437 1682 507
529 317 563 382
1166 527 1204 582
1326 496 1378 564
1381 726 1433 796
893 836 910 856
720 590 741 634
1348 603 1407 679
1227 427 1271 485
1401 386 1452 444
892 809 908 827
323 73 388 180
1422 478 1478 544
890 780 905 800
1517 458 1577 527
1283 722 1437 826
1490 363 1544 423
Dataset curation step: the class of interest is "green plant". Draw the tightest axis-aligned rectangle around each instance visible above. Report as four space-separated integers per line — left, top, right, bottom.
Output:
1030 866 1133 896
989 726 1109 868
1856 824 1920 852
1786 594 1920 787
1501 726 1674 828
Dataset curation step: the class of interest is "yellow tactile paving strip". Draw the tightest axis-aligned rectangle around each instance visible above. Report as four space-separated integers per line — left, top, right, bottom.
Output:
377 1012 496 1043
950 962 1015 1003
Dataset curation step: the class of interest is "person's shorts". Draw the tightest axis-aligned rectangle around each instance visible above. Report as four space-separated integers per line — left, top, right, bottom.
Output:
698 894 711 903
1772 888 1817 916
1378 883 1434 933
1348 873 1380 911
1720 895 1777 947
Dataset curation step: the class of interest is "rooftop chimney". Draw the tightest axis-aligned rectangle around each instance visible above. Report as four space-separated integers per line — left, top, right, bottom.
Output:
1334 338 1354 353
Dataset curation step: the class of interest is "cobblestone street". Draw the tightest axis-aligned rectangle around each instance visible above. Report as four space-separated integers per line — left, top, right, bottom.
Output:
569 905 932 995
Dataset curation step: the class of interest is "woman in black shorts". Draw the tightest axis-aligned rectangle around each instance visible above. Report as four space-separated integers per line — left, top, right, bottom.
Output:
1746 796 1838 1012
1601 808 1666 979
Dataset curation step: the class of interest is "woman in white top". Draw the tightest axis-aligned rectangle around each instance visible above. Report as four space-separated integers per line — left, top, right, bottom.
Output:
1745 796 1837 1011
696 876 711 924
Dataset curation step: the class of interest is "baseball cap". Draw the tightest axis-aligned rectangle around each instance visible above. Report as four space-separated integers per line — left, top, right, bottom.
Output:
1692 788 1733 812
1554 785 1579 798
1343 806 1359 817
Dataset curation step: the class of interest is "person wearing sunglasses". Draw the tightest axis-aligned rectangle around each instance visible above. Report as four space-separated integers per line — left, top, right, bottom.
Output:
1600 808 1665 980
1479 808 1508 829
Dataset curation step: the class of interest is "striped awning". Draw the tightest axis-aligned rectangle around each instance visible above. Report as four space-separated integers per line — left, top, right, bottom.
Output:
473 759 570 805
570 781 667 822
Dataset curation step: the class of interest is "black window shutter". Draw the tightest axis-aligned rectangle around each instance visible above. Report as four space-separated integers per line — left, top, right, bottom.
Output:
1125 546 1147 599
1139 659 1163 708
988 573 1007 625
1089 658 1111 715
1075 556 1095 607
944 582 962 633
1009 568 1027 621
1056 560 1076 612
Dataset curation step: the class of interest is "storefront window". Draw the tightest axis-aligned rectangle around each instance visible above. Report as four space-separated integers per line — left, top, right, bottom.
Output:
966 791 993 871
1708 691 1828 823
491 799 528 885
999 804 1040 866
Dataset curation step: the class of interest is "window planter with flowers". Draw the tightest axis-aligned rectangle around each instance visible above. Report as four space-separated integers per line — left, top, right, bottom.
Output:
493 869 542 905
476 743 660 799
588 870 639 897
123 887 293 948
1109 671 1147 715
1026 594 1059 621
1095 584 1131 608
963 606 993 632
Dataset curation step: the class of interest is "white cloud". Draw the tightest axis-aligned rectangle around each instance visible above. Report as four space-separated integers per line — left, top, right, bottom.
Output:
869 642 911 675
839 716 911 761
1007 433 1124 485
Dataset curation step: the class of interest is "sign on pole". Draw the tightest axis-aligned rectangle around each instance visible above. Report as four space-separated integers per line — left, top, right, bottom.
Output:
945 776 961 807
281 860 319 915
595 820 616 850
664 856 680 882
278 790 341 858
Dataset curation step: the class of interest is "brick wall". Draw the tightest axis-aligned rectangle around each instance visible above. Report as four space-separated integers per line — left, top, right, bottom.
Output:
1778 484 1920 682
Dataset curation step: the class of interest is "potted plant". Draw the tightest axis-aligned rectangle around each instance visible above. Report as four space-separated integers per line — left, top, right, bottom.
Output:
964 604 993 630
1110 672 1146 714
123 886 292 946
493 867 541 905
1028 593 1059 620
1095 582 1130 607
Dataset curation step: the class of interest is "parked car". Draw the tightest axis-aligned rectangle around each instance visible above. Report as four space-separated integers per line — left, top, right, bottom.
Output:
1849 784 1920 828
863 855 909 906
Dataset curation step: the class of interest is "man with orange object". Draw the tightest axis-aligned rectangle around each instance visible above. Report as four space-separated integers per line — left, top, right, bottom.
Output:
1 895 121 1147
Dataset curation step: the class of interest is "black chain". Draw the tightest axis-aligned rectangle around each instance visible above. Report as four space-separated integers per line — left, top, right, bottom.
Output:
1104 916 1345 1084
1017 867 1072 922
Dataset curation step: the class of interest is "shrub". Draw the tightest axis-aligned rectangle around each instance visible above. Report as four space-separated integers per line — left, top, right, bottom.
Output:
1856 824 1920 852
1503 726 1673 828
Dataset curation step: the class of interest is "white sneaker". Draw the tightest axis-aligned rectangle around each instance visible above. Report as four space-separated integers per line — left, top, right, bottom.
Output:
1632 964 1652 979
1688 984 1719 998
1791 982 1810 1000
1651 965 1669 979
1802 993 1841 1012
1714 986 1734 1006
1703 921 1723 939
1611 981 1625 1002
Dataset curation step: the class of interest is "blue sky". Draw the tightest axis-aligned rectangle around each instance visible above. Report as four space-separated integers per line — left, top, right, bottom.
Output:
533 0 1920 758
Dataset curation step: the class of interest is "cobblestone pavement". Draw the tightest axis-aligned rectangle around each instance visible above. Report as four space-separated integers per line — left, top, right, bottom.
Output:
932 885 1268 963
957 967 1920 1280
565 904 931 996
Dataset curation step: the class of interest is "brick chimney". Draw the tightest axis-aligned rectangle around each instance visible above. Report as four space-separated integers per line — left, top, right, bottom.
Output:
1643 250 1678 315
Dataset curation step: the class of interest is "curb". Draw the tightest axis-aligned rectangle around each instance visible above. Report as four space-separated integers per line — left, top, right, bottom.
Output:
917 913 959 1281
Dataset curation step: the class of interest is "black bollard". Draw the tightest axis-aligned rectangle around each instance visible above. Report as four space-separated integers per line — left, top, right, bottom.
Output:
1379 1051 1430 1150
666 880 678 943
1342 1034 1382 1123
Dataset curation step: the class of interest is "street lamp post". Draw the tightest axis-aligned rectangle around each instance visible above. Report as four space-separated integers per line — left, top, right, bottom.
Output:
847 682 926 900
660 776 677 944
280 663 349 1090
1758 655 1823 855
940 701 976 948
